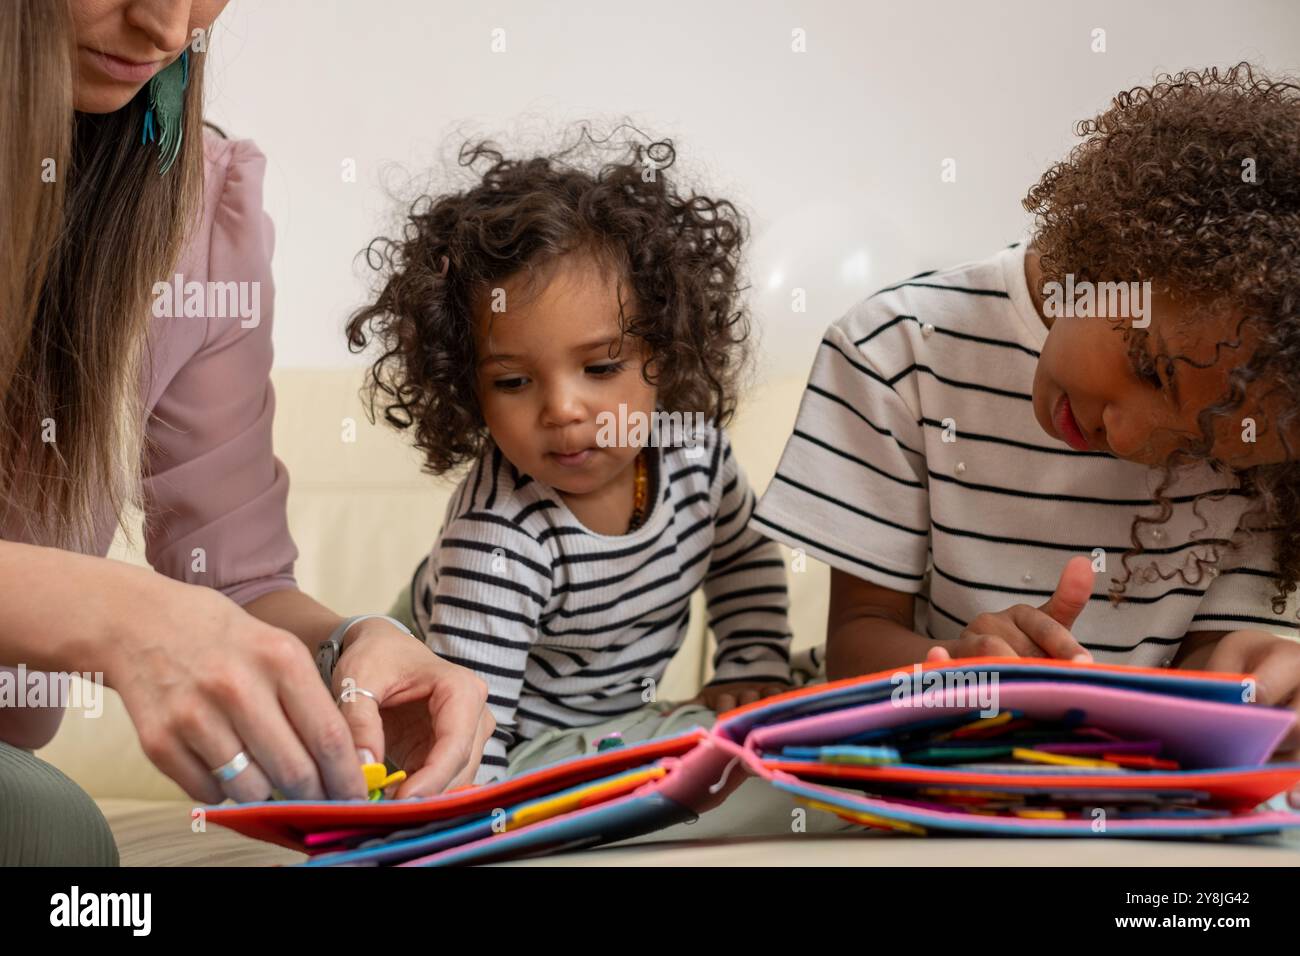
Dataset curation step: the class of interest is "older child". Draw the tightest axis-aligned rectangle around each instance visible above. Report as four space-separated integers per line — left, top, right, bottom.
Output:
348 132 794 784
754 64 1300 758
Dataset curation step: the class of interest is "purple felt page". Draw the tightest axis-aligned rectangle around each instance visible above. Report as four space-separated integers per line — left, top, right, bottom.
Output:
742 681 1296 768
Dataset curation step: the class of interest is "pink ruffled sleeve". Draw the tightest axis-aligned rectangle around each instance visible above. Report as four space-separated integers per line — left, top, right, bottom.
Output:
141 137 299 605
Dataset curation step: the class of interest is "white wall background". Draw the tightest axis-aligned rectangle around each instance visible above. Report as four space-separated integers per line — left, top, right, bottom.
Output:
203 0 1300 380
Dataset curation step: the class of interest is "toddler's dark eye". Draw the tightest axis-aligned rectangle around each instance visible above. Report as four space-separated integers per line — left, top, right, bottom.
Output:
493 377 528 392
587 361 626 376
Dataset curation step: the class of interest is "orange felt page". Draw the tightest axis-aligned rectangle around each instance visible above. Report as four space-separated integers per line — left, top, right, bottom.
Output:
205 727 708 850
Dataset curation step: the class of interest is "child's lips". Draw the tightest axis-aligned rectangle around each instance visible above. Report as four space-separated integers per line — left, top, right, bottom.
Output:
550 447 595 467
1053 394 1092 451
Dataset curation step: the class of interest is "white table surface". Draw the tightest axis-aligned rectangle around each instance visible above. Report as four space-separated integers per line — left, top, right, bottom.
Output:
499 830 1300 866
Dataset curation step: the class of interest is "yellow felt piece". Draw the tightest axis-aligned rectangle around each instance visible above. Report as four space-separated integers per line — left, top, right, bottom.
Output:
361 763 407 791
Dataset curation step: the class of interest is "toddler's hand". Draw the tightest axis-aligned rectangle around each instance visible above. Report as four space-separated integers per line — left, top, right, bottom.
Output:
692 681 790 713
927 556 1095 664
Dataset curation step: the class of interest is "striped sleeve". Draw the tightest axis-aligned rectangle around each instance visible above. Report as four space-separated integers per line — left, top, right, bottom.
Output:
1188 528 1299 636
413 512 554 783
702 429 794 686
752 317 931 593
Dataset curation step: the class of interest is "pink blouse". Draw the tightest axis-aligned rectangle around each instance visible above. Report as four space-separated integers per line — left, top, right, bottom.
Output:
129 130 298 604
1 131 298 748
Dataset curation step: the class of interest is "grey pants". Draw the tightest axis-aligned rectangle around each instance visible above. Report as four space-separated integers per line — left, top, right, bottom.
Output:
0 741 119 866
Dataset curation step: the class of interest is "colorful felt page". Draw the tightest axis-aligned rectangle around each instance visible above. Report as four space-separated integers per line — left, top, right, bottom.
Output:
764 775 1300 838
741 681 1295 767
204 727 706 850
713 657 1255 745
202 659 1300 860
397 791 698 867
302 762 688 866
762 760 1300 809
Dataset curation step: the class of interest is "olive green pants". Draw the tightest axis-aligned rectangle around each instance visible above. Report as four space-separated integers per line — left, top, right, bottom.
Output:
0 741 119 866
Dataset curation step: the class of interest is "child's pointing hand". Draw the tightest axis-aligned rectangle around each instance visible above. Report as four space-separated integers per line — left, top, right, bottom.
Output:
927 556 1096 663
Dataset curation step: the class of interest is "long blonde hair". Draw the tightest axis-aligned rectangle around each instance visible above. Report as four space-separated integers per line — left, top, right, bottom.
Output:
0 0 206 551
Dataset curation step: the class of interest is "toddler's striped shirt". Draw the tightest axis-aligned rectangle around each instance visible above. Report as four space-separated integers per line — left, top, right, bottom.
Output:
409 423 793 782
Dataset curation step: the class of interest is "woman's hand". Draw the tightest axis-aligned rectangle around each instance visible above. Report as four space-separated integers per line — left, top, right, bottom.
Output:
332 621 494 797
927 556 1096 663
104 576 368 805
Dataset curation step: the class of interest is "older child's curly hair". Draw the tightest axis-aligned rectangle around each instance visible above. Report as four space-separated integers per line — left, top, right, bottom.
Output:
1024 62 1300 614
345 125 751 477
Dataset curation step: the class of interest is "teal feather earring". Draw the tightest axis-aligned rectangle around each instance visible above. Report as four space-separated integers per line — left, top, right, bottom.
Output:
141 49 189 174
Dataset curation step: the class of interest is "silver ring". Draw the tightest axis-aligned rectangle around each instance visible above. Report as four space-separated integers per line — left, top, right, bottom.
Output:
338 686 379 706
211 750 251 782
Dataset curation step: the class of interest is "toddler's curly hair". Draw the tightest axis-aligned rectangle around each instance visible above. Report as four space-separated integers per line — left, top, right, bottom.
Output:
346 125 752 476
1024 62 1300 613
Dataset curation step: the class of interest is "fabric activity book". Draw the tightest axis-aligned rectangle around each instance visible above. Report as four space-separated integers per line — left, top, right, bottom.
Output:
205 657 1300 866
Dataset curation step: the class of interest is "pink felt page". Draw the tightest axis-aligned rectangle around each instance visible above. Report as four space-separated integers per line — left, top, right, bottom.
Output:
654 733 756 815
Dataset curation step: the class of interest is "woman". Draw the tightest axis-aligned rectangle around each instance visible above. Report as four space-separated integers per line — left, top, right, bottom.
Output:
0 0 493 865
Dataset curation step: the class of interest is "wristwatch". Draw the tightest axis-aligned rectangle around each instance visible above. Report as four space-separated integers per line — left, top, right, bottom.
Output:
316 614 415 687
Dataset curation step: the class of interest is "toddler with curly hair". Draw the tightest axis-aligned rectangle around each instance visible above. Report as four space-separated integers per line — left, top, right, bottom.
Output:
755 64 1300 760
347 130 794 784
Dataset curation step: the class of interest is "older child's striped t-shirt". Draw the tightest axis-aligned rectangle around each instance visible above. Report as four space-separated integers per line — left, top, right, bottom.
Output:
753 242 1297 667
409 423 793 782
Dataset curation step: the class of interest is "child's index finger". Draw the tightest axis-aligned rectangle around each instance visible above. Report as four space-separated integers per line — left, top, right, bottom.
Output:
1038 555 1096 634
